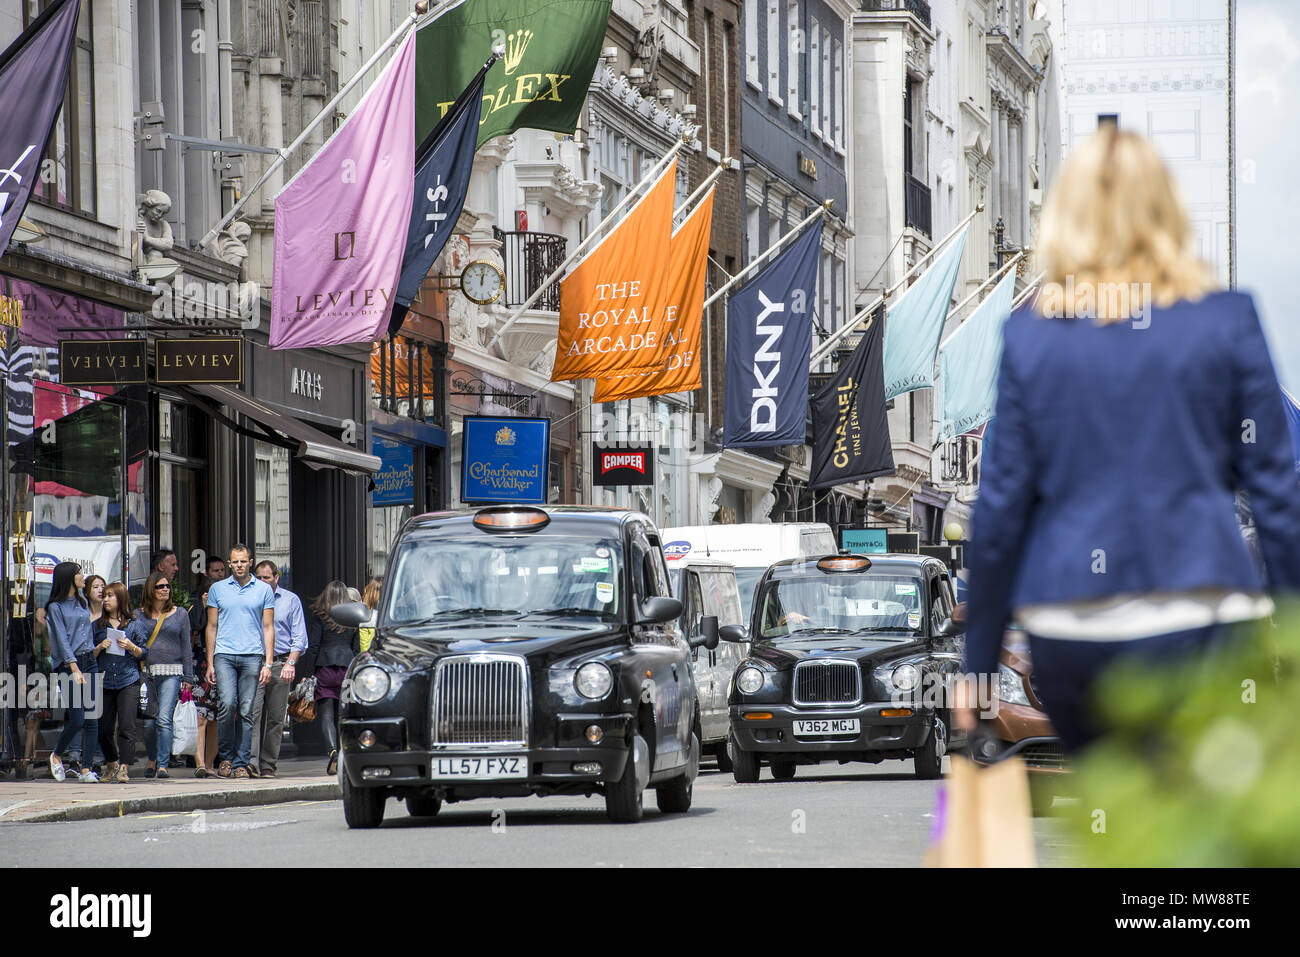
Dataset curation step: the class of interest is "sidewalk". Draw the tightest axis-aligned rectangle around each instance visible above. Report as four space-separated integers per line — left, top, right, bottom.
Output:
0 756 340 824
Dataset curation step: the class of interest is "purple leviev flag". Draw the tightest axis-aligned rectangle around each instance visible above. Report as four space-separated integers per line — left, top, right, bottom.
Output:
270 32 418 349
0 0 81 261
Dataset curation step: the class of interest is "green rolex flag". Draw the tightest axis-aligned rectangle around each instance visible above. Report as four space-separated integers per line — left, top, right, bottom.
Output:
416 0 613 146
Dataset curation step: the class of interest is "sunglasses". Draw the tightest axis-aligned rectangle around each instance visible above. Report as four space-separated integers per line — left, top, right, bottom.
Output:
155 583 172 590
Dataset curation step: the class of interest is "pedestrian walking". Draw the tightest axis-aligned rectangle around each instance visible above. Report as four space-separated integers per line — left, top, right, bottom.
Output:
93 582 141 784
45 562 100 783
303 581 359 776
83 575 106 627
960 127 1300 753
248 560 308 777
204 545 274 778
130 571 196 778
359 577 382 653
191 586 220 777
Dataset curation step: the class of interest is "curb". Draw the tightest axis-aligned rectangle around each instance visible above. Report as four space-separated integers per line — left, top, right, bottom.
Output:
8 781 341 824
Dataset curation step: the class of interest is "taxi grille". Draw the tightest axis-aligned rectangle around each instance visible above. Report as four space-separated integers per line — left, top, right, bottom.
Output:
431 655 529 749
793 660 861 706
1023 741 1067 770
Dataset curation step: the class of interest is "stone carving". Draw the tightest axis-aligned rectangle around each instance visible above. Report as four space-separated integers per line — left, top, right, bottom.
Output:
701 477 723 524
757 491 776 525
136 189 174 262
528 339 557 376
214 221 252 273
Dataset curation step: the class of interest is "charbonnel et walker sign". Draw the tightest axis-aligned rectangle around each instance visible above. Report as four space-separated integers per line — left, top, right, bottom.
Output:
461 416 550 505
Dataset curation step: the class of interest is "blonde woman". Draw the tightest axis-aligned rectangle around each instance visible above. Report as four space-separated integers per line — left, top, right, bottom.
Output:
961 127 1300 752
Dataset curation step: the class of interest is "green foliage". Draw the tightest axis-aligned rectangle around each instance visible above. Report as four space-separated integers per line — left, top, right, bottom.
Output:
1065 602 1300 866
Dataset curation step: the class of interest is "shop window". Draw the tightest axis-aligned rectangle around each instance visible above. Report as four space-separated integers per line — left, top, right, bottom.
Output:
24 0 96 215
253 441 291 578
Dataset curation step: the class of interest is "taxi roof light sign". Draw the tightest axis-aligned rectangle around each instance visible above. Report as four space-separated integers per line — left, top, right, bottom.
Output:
473 507 551 531
816 555 872 572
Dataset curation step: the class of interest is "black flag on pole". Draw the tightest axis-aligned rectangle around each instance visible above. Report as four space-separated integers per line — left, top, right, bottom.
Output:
810 308 895 489
0 0 81 260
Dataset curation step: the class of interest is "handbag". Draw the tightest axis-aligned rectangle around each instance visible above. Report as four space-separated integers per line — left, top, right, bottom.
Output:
135 614 167 721
288 675 317 723
924 752 1037 868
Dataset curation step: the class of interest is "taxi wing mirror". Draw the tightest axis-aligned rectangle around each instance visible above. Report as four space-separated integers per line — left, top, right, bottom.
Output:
330 601 371 629
638 596 682 625
689 614 720 650
718 624 748 643
935 616 964 639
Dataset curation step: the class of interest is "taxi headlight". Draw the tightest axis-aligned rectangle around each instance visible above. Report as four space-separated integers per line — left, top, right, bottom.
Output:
891 663 920 693
352 666 390 703
736 667 765 695
997 663 1031 706
575 662 613 699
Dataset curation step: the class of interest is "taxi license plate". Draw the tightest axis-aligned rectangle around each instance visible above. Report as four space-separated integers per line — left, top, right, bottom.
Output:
793 718 859 736
431 756 528 780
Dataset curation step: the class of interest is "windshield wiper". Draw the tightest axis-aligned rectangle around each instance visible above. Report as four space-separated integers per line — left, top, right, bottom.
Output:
784 627 854 636
397 608 521 624
525 607 612 619
849 625 918 634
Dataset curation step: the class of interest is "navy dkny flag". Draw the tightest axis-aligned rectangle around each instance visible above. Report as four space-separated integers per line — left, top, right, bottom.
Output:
0 0 81 260
722 221 822 448
387 56 494 337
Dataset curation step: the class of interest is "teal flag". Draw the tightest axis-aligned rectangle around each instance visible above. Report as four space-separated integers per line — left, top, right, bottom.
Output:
415 0 613 146
936 269 1017 441
881 227 968 400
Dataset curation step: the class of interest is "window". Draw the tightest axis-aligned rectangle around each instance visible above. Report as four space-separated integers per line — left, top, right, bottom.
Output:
767 0 781 103
255 457 271 548
1098 113 1119 128
723 23 734 150
25 0 95 214
809 18 820 135
745 0 760 88
821 28 831 138
1148 108 1199 160
702 11 713 153
832 37 843 148
786 0 800 117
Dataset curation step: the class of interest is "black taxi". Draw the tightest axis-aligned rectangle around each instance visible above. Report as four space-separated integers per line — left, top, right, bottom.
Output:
723 552 966 782
329 506 715 827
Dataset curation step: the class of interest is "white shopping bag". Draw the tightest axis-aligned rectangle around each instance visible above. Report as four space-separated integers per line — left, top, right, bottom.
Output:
171 698 200 756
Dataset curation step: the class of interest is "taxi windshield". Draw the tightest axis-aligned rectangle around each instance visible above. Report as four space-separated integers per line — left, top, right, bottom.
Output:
384 535 622 624
756 572 925 639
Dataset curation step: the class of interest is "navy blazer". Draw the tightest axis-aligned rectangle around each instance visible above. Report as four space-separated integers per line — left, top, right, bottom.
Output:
966 291 1300 676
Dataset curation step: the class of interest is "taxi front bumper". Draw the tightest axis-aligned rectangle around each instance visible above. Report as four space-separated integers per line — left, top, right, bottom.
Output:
729 703 933 756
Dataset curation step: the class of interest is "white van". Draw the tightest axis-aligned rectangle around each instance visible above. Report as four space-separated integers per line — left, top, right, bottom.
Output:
669 558 746 770
660 523 838 625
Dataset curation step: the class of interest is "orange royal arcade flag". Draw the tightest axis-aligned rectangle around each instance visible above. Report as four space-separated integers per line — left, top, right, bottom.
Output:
594 187 714 401
551 159 676 383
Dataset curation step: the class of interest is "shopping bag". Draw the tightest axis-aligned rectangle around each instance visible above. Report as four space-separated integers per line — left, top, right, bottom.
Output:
171 698 200 756
924 753 1037 867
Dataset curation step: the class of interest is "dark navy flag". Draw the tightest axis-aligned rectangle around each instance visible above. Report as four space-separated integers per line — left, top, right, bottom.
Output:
386 56 494 337
809 309 894 490
723 220 822 448
0 0 81 260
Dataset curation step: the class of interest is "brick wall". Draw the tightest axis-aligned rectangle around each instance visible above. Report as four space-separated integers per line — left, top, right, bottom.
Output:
686 0 743 432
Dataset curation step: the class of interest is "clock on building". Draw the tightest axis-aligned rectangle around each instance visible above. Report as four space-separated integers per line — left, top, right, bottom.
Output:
459 259 505 305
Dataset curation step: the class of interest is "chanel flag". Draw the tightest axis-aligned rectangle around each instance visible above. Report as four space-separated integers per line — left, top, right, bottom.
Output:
810 310 894 490
0 0 81 260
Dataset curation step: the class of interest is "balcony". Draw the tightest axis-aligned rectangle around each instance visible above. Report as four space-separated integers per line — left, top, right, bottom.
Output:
493 227 566 312
861 0 931 30
905 174 932 238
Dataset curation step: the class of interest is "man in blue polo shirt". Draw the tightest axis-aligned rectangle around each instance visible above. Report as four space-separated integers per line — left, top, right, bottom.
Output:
205 544 275 778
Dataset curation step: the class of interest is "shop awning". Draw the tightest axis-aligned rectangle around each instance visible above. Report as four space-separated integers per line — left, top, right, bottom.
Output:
183 383 381 476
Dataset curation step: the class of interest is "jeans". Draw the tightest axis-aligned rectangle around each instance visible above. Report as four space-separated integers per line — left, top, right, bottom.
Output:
152 675 183 766
253 661 292 773
98 682 140 765
53 653 100 763
215 653 262 769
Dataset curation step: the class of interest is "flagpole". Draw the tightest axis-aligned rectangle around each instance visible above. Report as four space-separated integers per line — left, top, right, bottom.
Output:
1012 272 1045 309
702 200 833 311
197 0 444 250
486 136 690 354
811 204 983 367
676 158 729 223
936 253 1023 351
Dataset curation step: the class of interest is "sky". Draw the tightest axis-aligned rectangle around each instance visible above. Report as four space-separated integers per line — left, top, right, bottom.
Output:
1237 0 1300 394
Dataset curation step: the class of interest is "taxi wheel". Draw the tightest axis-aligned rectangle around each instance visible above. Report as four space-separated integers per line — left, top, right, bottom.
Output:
730 734 760 784
914 715 946 780
342 770 386 828
770 760 796 781
655 734 698 813
714 741 734 773
605 733 647 823
406 795 442 818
